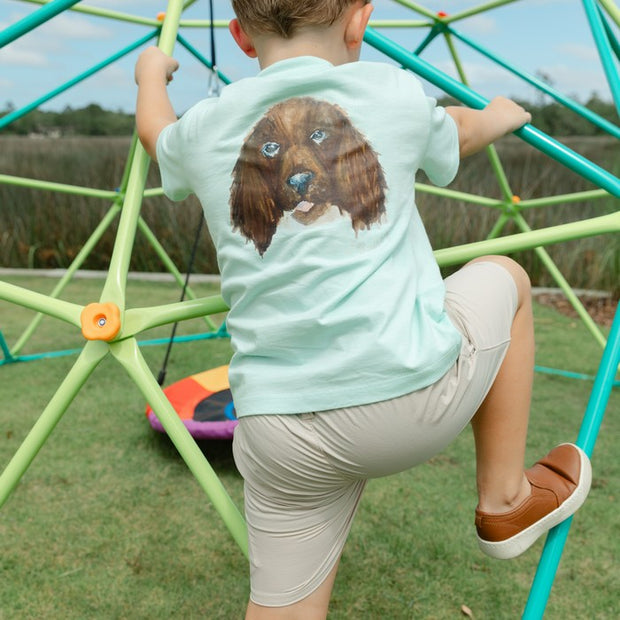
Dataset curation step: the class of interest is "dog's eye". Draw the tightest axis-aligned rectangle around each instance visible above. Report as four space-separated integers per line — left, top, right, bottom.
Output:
310 129 327 145
261 142 280 158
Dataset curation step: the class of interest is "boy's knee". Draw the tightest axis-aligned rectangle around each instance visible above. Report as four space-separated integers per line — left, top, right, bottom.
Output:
469 255 531 301
499 256 530 291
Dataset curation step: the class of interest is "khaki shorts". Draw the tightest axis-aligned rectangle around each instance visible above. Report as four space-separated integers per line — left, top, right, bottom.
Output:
232 261 518 607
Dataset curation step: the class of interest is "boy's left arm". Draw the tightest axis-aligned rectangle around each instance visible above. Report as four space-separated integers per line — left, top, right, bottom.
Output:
446 97 531 158
135 47 179 161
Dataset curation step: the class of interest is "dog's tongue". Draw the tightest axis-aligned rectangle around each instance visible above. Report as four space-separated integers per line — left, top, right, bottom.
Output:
294 201 314 213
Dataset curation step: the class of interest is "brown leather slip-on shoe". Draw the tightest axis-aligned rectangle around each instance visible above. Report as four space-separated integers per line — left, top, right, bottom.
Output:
475 443 592 560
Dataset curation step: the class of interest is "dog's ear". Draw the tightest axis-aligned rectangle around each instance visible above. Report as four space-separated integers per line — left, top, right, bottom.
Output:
334 120 387 232
230 148 281 256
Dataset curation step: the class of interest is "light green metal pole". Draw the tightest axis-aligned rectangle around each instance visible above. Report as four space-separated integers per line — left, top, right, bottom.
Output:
435 211 620 266
20 0 162 26
9 204 122 357
0 174 119 199
415 183 506 207
0 280 82 327
92 0 246 556
598 0 620 27
442 0 520 23
485 212 511 240
122 294 228 339
0 341 108 507
99 1 183 309
136 217 218 331
516 189 611 210
442 31 514 200
511 213 607 349
111 338 248 557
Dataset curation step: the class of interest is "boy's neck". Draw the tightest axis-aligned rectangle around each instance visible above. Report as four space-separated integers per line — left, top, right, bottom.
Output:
253 27 359 70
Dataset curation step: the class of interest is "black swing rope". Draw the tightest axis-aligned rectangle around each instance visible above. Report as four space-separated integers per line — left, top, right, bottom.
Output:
156 214 205 386
157 0 218 387
209 0 217 76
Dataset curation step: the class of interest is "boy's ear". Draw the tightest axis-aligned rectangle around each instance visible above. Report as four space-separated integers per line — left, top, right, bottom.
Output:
344 2 374 50
229 18 258 58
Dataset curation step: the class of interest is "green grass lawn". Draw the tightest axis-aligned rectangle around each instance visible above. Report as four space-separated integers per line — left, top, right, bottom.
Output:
0 275 618 619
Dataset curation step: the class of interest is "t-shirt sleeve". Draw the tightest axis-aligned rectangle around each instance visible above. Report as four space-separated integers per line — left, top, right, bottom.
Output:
419 100 460 187
155 116 194 201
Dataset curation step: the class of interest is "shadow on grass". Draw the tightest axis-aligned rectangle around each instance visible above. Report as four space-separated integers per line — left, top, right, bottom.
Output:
148 429 239 472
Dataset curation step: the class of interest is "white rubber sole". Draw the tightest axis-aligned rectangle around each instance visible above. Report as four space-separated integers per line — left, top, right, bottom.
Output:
477 444 592 560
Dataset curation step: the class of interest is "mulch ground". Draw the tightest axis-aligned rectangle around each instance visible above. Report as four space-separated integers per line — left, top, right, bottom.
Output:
533 292 618 328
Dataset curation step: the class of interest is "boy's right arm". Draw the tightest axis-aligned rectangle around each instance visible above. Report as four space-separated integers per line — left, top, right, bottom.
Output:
134 47 180 161
446 96 531 159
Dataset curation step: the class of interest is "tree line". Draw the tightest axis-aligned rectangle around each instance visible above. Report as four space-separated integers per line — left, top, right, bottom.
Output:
0 96 618 137
1 103 135 137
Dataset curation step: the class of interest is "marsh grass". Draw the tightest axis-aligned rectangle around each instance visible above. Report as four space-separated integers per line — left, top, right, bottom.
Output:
0 275 619 619
0 135 618 294
417 136 620 294
0 136 218 275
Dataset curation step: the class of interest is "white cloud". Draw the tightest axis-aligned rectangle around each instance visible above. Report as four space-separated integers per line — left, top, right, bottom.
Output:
0 44 49 67
83 0 159 7
556 43 599 62
1 10 109 43
433 58 507 85
0 12 30 37
538 63 611 100
95 62 131 88
419 57 544 102
0 0 609 110
39 13 113 40
457 14 498 36
0 12 115 71
527 0 572 5
419 0 486 11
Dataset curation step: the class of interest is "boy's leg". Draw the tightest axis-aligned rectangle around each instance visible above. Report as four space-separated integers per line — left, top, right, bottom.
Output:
466 256 591 559
233 412 365 619
245 561 339 620
469 255 533 513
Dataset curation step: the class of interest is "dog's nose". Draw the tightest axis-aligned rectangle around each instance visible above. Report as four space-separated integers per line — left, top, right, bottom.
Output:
287 171 314 196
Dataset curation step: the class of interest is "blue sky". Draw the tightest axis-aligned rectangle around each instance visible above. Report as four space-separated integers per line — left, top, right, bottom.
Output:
0 0 617 114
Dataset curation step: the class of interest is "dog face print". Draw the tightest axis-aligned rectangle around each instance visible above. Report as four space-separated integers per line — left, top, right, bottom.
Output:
230 97 387 256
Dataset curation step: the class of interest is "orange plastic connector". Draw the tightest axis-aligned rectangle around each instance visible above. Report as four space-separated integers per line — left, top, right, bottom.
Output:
156 11 166 21
80 302 121 342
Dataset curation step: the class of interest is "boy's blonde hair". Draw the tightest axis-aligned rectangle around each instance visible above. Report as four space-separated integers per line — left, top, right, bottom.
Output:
231 0 369 38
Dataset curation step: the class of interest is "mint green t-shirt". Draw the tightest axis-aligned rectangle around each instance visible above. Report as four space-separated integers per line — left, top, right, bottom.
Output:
156 57 462 416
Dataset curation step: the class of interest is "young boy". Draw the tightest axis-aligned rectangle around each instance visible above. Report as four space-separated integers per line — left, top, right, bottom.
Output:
135 2 591 618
